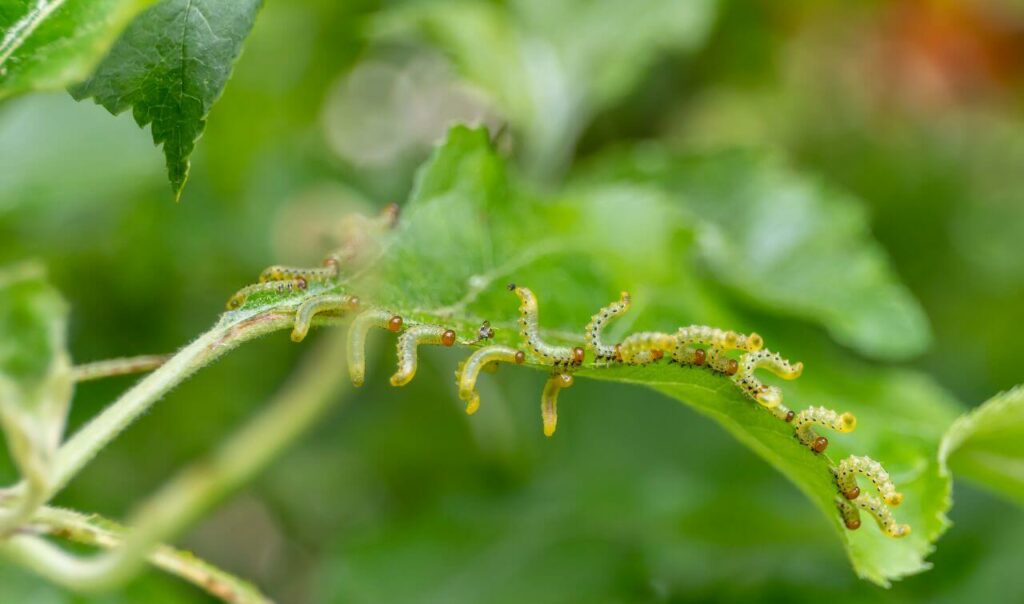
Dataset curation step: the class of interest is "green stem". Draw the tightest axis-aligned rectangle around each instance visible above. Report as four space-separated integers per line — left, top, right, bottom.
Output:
71 354 172 382
1 328 351 591
22 506 273 604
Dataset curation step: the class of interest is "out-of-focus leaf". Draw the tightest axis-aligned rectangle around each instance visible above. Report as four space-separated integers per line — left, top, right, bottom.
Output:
236 126 958 586
71 0 264 200
0 0 155 99
939 386 1024 506
0 261 72 459
575 147 932 361
376 0 717 174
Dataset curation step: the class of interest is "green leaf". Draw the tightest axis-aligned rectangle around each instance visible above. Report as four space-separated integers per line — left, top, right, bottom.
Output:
70 0 264 200
377 0 717 174
575 147 933 361
234 126 959 586
0 0 155 99
0 261 72 457
940 385 1024 506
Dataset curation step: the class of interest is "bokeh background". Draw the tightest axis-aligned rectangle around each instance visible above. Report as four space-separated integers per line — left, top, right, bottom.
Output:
2 0 1023 601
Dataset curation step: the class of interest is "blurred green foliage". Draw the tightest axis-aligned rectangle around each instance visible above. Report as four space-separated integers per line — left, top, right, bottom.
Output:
1 0 1023 602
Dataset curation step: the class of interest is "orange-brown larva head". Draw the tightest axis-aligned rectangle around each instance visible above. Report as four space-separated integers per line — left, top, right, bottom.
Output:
693 348 706 365
613 344 623 362
812 436 829 453
296 277 308 290
387 315 403 333
845 517 861 530
572 347 585 365
442 330 457 347
725 359 739 376
651 349 664 361
784 410 795 423
844 486 861 500
514 350 525 365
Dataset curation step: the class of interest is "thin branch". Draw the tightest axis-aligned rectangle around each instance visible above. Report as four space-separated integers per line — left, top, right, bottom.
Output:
71 355 172 383
0 327 352 591
21 506 272 604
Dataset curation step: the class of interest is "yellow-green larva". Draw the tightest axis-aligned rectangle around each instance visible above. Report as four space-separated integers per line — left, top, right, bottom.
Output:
618 331 677 365
226 279 309 310
541 373 574 437
730 349 804 408
291 294 360 342
584 291 631 364
836 494 911 538
347 309 404 387
259 263 339 285
793 406 857 453
835 455 904 506
456 345 525 414
391 325 457 387
508 284 584 370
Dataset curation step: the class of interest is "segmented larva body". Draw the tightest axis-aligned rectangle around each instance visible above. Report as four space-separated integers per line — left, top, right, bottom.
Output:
835 455 904 506
508 284 584 370
618 331 677 365
673 326 763 374
793 406 857 453
259 263 339 285
226 279 308 310
391 325 457 387
455 345 525 415
584 291 631 364
541 373 574 437
731 350 804 408
347 309 404 386
291 294 360 342
837 495 911 538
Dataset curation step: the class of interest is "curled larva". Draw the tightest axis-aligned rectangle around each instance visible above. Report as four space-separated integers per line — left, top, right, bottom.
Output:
731 350 804 408
672 325 763 370
837 495 911 538
793 406 857 453
291 294 360 342
391 324 457 387
834 455 904 506
226 279 309 310
508 284 584 370
455 345 525 415
541 373 574 437
618 331 677 365
584 291 631 364
347 309 404 386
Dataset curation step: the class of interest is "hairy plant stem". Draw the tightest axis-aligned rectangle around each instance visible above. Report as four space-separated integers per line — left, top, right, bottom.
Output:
25 506 272 604
1 325 352 592
71 354 172 382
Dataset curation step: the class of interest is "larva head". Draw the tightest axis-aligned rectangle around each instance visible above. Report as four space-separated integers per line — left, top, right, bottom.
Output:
651 349 664 361
844 517 862 530
693 348 706 365
514 350 526 364
838 412 857 432
746 333 764 352
784 410 795 423
754 386 783 408
843 486 861 500
572 347 585 365
296 277 308 290
226 293 246 310
388 315 403 332
888 524 912 538
613 344 623 362
885 492 904 507
724 359 739 376
812 436 829 453
442 330 457 347
464 393 481 416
